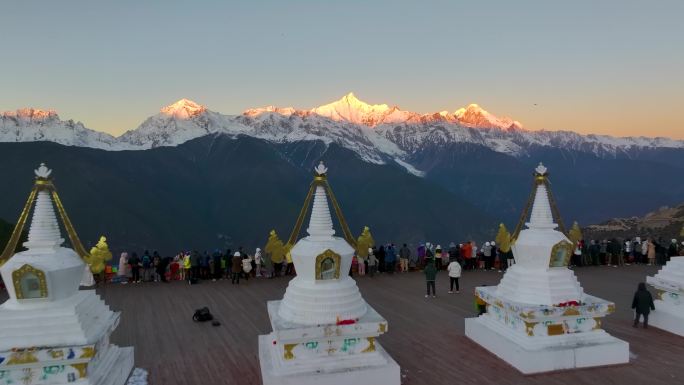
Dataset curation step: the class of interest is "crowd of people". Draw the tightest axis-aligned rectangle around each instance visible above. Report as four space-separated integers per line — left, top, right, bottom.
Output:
107 237 684 302
570 237 683 267
109 241 495 287
106 239 509 299
113 247 265 285
352 241 511 277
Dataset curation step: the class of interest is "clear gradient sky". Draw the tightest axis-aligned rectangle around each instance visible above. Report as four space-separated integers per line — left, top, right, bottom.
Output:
1 0 683 138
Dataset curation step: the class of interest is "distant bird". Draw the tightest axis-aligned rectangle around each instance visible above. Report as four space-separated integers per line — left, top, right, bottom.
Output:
533 103 538 106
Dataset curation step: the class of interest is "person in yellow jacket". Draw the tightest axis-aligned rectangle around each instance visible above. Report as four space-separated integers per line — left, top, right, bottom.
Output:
183 252 191 282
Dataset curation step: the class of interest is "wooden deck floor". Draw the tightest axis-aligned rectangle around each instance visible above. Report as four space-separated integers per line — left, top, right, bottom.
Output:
11 265 684 384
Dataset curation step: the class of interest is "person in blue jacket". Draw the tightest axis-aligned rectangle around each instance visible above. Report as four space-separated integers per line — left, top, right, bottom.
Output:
385 244 397 274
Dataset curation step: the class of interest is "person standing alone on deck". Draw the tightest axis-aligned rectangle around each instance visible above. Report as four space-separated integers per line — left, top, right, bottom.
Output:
424 258 437 298
447 257 462 294
632 282 655 328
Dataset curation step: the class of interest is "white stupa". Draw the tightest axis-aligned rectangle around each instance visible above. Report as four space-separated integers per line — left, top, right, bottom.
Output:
646 256 684 336
259 162 400 385
0 163 133 384
465 163 629 374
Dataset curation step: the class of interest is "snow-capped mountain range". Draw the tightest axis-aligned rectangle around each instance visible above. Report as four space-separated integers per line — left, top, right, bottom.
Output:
243 92 524 130
0 108 122 150
2 93 683 176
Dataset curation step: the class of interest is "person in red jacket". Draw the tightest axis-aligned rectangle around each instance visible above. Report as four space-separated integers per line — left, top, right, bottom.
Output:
462 242 473 270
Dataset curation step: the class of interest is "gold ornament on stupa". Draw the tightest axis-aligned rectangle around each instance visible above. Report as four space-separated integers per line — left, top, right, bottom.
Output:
265 229 286 264
356 226 375 258
86 236 113 274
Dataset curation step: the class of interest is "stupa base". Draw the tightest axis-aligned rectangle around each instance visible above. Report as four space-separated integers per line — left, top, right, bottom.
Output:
258 334 399 385
90 345 134 385
465 316 629 374
648 302 684 337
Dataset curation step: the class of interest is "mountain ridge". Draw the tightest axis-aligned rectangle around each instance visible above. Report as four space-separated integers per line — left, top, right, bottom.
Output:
0 137 495 254
246 92 524 129
2 94 684 175
584 203 684 241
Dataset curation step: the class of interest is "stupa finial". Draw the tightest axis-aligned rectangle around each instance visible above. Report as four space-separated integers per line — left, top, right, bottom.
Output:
315 161 328 176
35 162 52 179
535 162 547 176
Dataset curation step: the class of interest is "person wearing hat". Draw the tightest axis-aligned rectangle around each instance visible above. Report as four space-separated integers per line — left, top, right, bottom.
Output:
483 242 493 270
367 247 378 277
434 245 443 270
668 239 679 262
231 251 242 284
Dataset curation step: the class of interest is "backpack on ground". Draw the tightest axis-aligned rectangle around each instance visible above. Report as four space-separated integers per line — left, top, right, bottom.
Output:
192 307 214 322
